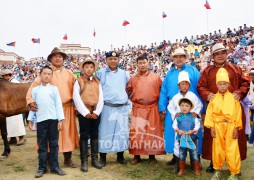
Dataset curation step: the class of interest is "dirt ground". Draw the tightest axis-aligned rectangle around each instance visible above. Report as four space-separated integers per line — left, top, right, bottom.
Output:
0 126 254 180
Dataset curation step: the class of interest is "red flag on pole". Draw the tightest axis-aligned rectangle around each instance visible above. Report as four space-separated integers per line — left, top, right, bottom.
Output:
93 29 96 37
204 0 211 9
6 41 16 47
122 20 130 26
32 38 40 43
162 12 167 18
63 33 68 40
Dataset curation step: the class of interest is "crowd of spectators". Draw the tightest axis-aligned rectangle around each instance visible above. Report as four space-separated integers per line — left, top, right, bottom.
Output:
1 24 254 82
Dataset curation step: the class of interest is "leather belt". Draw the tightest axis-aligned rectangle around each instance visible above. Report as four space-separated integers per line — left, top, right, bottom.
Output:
104 101 128 107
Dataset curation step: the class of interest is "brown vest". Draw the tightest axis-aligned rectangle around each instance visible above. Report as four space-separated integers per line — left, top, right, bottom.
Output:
77 76 100 113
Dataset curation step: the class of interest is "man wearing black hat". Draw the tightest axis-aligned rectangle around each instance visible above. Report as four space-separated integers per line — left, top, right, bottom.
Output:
26 47 79 171
95 51 129 166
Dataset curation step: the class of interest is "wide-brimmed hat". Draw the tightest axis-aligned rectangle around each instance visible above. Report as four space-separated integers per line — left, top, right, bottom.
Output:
47 47 67 61
0 69 13 76
171 48 186 57
249 69 254 74
79 57 98 71
210 43 230 59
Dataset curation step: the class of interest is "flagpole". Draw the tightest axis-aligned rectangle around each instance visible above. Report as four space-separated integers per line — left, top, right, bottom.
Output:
163 18 165 41
94 37 95 50
38 43 41 58
206 9 209 34
125 26 127 49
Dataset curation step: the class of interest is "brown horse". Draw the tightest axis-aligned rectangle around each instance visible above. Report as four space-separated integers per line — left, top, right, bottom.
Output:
0 79 30 159
0 79 30 117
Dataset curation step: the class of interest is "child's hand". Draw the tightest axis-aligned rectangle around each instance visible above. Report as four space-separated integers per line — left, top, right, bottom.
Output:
186 130 196 135
191 112 198 117
233 128 238 139
85 113 92 119
175 112 181 117
90 114 98 119
58 121 63 131
178 130 185 136
211 127 216 138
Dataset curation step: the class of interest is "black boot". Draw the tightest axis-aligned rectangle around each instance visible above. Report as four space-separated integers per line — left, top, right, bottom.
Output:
117 152 127 165
166 154 178 166
80 140 88 172
64 152 77 168
100 153 107 167
206 161 215 173
174 155 179 172
91 139 102 169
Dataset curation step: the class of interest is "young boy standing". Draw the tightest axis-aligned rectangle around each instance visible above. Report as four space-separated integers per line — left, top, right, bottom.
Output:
172 98 201 176
27 66 66 178
73 58 103 172
167 71 203 171
204 68 242 180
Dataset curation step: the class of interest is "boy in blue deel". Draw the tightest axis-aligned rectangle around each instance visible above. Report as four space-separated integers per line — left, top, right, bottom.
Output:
172 97 201 177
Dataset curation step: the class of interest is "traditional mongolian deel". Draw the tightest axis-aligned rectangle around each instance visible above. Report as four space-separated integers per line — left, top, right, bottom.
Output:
159 64 203 154
96 66 130 153
127 71 165 155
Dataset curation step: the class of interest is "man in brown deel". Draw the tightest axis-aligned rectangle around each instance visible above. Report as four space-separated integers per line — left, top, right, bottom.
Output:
197 43 249 175
26 48 79 168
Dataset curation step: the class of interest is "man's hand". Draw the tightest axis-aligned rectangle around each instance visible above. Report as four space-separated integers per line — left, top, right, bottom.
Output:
207 93 215 102
29 102 38 112
233 93 240 101
175 112 181 117
161 111 166 115
58 121 63 131
211 127 216 138
233 128 238 139
191 112 198 117
28 121 33 131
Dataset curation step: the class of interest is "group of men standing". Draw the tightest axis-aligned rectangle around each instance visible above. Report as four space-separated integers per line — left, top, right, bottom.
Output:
20 42 249 175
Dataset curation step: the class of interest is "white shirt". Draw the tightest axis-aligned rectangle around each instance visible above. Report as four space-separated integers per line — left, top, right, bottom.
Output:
73 77 104 117
167 91 203 120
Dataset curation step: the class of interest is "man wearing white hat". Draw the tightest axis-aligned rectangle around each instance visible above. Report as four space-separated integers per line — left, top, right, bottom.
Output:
198 43 249 174
159 48 203 168
1 69 26 146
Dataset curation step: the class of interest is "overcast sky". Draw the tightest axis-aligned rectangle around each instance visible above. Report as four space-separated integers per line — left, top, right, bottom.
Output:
0 0 253 60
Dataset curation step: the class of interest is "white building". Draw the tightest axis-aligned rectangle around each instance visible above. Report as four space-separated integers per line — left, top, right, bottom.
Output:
59 44 91 61
0 49 24 65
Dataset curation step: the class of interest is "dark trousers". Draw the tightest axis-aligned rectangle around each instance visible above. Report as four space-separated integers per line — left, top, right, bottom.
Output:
179 140 199 162
249 125 254 144
37 120 59 170
78 114 100 141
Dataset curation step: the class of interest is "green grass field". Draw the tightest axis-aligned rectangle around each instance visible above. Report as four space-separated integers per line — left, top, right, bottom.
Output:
0 126 253 180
